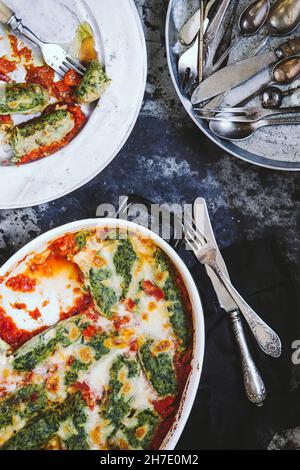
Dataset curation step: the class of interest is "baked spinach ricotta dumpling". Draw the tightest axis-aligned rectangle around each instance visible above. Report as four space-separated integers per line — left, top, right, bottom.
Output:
9 104 86 164
10 110 75 163
75 60 111 104
0 228 193 450
0 83 49 115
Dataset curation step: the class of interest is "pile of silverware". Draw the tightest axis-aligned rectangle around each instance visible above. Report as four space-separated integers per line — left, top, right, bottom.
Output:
178 0 300 140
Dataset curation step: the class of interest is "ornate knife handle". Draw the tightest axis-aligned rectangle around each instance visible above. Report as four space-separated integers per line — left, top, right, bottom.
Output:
212 262 282 358
230 310 266 406
0 0 13 24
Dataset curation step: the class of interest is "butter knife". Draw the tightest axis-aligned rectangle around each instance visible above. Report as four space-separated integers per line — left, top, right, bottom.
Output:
191 36 300 104
194 198 266 406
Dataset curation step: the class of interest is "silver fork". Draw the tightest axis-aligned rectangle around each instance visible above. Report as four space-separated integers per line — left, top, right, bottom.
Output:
182 211 282 358
195 105 300 123
0 0 86 77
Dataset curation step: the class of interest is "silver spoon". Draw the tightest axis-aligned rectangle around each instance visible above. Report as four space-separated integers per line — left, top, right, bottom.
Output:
210 0 270 74
209 114 300 140
237 56 300 107
255 0 300 54
261 85 300 108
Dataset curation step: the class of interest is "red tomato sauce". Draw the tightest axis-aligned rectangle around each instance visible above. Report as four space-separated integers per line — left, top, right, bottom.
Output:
0 115 13 127
10 302 27 310
0 245 93 349
73 381 96 409
123 298 136 312
19 103 86 165
0 56 16 79
0 306 46 349
28 308 42 320
25 64 55 92
153 396 176 419
8 35 32 63
25 64 82 101
142 280 165 301
49 234 77 257
6 274 36 292
82 324 99 340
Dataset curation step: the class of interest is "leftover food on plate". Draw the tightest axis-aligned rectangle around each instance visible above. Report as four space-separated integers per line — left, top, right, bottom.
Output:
75 60 111 104
0 228 194 450
0 83 49 115
0 22 110 166
10 103 86 164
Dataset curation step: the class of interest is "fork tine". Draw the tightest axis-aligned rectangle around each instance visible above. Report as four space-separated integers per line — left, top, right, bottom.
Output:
62 60 85 76
64 57 86 74
59 64 69 75
185 215 207 246
180 210 208 248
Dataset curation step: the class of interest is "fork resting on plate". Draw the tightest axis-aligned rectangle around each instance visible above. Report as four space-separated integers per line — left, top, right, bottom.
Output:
0 0 86 77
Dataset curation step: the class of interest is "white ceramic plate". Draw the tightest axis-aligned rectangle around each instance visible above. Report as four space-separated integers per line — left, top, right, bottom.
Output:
0 218 205 450
0 0 147 209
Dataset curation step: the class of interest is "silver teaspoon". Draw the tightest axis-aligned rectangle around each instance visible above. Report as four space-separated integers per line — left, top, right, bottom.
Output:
210 0 270 74
255 0 300 54
210 114 300 140
261 85 300 108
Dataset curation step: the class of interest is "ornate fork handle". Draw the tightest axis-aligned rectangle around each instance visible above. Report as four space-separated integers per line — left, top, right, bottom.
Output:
211 261 282 358
230 310 266 406
8 16 45 48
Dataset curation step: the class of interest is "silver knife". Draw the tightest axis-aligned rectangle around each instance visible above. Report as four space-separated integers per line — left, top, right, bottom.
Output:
194 197 266 406
191 36 300 104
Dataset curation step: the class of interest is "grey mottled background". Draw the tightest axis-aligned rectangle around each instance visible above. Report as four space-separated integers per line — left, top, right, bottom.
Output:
0 0 298 298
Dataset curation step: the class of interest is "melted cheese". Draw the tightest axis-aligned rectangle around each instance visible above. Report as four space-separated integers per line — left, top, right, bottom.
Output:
0 254 85 333
80 348 122 396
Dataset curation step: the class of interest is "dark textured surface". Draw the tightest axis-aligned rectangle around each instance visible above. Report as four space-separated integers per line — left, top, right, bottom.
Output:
0 0 298 452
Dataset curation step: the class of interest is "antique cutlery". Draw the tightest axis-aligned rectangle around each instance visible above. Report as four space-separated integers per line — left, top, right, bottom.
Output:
195 198 266 406
179 0 217 46
209 114 300 140
255 0 300 54
210 0 270 74
204 0 232 75
178 0 219 89
191 37 300 104
236 56 300 106
0 0 86 76
183 209 282 358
